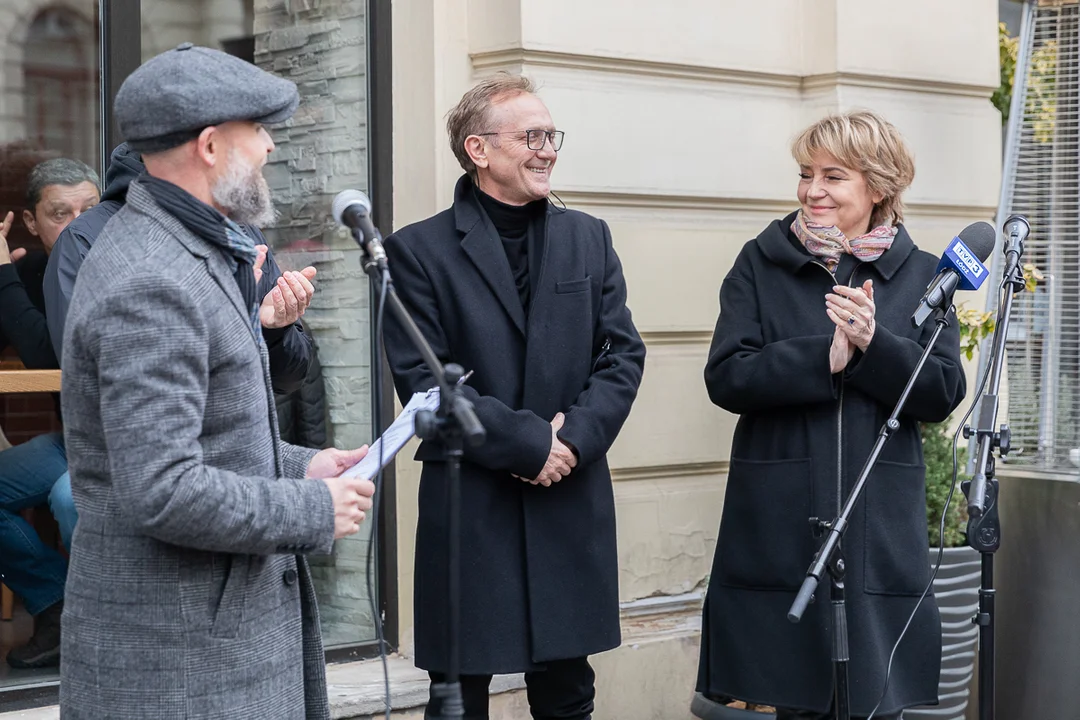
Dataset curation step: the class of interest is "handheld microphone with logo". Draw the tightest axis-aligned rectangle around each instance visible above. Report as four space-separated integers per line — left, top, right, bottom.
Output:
1002 214 1030 279
332 189 388 272
910 222 996 328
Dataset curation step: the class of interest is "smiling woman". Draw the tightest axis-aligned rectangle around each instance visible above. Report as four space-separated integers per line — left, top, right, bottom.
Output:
697 110 966 720
792 110 916 240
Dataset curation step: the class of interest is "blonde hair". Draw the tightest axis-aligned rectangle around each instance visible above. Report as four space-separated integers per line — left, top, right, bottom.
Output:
446 73 536 180
791 110 915 228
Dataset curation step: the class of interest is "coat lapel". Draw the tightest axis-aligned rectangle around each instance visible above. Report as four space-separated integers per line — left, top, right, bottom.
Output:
454 177 527 336
128 181 260 345
204 252 260 344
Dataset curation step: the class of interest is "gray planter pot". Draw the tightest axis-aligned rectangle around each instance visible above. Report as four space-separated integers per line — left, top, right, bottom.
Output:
905 546 980 720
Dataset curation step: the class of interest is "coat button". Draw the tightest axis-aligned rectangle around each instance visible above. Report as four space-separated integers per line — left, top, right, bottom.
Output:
283 568 298 586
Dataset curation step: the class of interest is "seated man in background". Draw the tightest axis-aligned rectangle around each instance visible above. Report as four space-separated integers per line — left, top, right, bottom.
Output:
0 157 99 669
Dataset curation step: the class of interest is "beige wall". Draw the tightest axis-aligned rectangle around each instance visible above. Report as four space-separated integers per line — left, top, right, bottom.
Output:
392 1 1001 715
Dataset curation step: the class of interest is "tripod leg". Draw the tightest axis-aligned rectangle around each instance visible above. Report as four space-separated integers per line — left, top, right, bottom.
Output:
977 553 995 720
830 554 851 720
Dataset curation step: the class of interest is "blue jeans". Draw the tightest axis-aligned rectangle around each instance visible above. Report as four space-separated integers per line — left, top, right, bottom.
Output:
49 471 77 551
0 433 68 615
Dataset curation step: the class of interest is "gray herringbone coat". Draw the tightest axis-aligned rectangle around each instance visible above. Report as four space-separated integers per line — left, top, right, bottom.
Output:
59 180 336 719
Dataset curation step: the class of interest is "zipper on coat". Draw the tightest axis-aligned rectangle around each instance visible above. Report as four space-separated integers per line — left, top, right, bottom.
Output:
813 260 861 516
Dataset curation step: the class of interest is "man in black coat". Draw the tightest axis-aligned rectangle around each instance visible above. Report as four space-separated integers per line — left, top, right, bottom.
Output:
382 74 646 720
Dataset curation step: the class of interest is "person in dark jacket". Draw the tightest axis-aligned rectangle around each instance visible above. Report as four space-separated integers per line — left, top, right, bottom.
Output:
0 158 100 669
383 73 646 720
45 141 317 389
275 320 329 450
696 111 967 720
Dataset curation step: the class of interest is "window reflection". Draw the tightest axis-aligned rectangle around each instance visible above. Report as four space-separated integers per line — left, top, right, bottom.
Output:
0 0 101 692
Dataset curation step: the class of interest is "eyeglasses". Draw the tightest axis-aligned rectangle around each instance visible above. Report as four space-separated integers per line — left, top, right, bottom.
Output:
477 129 565 152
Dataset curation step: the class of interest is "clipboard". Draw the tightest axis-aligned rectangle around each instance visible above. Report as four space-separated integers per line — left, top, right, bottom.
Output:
340 387 441 479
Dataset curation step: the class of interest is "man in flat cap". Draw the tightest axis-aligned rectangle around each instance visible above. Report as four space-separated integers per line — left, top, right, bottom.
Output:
58 44 375 720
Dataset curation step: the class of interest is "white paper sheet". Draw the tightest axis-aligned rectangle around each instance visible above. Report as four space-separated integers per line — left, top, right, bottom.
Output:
340 387 441 479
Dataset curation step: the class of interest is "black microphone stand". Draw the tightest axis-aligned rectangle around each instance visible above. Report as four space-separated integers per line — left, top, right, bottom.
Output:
962 239 1025 720
788 307 954 720
355 235 486 720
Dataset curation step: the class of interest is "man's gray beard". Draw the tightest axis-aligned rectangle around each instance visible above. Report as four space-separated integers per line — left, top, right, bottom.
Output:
211 152 278 228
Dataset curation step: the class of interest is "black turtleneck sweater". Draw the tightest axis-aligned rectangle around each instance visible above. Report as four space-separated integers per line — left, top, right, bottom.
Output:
475 188 547 314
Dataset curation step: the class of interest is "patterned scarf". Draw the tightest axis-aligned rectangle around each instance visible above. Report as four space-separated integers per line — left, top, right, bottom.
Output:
791 209 898 272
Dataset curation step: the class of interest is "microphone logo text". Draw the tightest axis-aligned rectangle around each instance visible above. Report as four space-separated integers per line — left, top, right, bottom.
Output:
952 240 985 278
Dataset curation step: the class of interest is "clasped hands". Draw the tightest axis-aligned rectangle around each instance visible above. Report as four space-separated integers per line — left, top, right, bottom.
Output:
514 412 577 487
252 244 317 329
826 279 877 374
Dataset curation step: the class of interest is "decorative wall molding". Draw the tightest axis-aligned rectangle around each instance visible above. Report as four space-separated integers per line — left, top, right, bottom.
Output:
557 190 795 215
801 71 996 99
556 189 996 220
621 589 705 618
472 48 802 89
471 48 997 99
611 461 728 483
639 331 714 347
619 589 706 641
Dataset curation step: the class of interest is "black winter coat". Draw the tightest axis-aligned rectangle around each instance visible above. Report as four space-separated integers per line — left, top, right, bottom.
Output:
383 175 646 674
697 212 966 716
0 250 61 420
276 333 329 449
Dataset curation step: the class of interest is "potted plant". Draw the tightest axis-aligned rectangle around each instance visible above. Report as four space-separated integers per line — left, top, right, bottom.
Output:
906 260 1038 720
903 419 981 720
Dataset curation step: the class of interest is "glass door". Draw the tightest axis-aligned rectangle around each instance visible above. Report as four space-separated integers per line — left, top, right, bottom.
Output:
0 0 102 701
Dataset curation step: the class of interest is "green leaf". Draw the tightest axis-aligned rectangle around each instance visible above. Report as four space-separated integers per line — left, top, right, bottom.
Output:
921 420 969 547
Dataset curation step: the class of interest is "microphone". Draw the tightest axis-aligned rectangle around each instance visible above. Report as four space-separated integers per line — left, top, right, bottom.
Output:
332 189 388 271
911 222 996 328
1002 214 1030 278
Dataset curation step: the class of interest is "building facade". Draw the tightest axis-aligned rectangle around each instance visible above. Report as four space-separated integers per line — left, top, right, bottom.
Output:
0 0 1001 717
390 0 1001 716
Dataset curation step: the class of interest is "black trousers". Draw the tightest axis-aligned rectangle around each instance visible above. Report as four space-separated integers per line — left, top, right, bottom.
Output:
424 656 595 720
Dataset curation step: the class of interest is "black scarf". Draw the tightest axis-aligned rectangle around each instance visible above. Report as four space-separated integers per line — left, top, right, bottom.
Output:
140 176 260 321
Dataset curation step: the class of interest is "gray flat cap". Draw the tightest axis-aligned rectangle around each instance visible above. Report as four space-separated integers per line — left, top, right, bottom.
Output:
115 42 300 153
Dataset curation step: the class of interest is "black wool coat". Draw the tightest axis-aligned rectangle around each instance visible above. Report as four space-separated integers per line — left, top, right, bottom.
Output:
697 212 966 716
383 175 646 674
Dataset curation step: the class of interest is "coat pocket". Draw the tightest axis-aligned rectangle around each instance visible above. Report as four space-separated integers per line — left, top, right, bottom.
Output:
864 460 931 596
556 276 591 294
208 553 249 638
717 457 814 591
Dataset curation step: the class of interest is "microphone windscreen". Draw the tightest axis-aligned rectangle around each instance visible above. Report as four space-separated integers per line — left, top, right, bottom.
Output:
956 221 997 263
332 189 372 226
